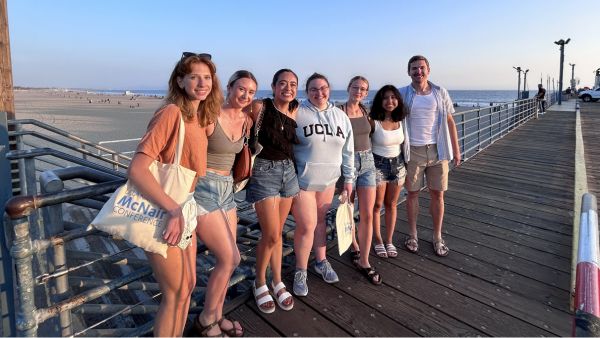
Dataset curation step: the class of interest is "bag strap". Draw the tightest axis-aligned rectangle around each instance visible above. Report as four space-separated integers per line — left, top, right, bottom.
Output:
173 116 185 165
254 100 267 137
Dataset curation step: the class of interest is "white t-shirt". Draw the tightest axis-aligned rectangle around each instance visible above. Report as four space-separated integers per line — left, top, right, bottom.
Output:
409 93 438 146
371 120 404 158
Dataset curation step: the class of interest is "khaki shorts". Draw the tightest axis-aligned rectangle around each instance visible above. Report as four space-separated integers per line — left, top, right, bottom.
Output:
405 144 448 192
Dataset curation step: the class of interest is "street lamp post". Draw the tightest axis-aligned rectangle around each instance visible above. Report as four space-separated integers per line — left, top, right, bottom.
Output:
522 69 529 98
513 66 522 99
554 38 570 105
569 63 576 93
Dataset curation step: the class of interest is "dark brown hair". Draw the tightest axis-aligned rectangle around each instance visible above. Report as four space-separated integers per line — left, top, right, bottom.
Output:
369 85 407 122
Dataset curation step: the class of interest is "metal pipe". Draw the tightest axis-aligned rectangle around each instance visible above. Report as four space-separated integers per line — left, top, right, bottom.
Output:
35 266 153 324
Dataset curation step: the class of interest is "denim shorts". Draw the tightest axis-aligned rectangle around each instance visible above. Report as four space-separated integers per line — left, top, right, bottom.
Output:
373 153 407 184
245 158 299 203
194 171 236 215
353 150 376 188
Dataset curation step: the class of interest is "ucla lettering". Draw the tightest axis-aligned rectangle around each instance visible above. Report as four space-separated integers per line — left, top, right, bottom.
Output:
303 124 345 139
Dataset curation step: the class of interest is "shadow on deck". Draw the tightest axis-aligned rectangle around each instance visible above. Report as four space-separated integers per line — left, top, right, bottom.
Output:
224 110 575 336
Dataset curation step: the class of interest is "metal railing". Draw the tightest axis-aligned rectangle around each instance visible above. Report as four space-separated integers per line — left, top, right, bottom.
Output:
2 95 551 336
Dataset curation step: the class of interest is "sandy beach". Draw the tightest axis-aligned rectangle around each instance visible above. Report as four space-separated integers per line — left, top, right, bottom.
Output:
14 89 164 152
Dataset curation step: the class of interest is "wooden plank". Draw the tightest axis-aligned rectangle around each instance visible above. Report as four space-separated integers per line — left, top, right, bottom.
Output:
327 255 488 337
342 253 555 336
357 248 571 335
283 262 416 337
447 180 572 222
246 292 350 337
420 192 572 235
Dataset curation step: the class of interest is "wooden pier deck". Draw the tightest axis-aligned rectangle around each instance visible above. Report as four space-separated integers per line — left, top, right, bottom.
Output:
219 107 578 336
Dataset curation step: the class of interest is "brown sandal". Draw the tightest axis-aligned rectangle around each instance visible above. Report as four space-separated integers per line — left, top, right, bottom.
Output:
218 316 244 337
357 265 382 285
194 316 225 337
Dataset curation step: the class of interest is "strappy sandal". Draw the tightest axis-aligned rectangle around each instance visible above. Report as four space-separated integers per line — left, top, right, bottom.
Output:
194 317 225 337
433 239 450 257
271 281 294 311
350 249 360 264
385 243 398 258
404 236 419 253
357 265 382 285
218 317 244 337
253 281 275 314
374 243 388 258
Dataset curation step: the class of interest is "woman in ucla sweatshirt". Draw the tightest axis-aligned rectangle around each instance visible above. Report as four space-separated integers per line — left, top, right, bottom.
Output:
291 73 354 297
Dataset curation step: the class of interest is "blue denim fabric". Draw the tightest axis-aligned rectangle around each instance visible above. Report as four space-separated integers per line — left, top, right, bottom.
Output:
194 171 236 215
245 158 299 203
373 153 407 184
353 150 376 188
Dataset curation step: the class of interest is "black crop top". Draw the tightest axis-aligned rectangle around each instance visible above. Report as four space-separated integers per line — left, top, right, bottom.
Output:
254 98 299 161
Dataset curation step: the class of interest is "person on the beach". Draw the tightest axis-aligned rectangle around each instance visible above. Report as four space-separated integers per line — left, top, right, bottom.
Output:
193 70 256 336
128 52 221 336
337 76 381 285
245 69 299 313
536 84 546 113
370 85 408 262
292 73 354 296
399 55 461 257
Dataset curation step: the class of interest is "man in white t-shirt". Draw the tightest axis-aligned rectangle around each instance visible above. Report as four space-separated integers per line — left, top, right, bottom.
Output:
398 55 461 257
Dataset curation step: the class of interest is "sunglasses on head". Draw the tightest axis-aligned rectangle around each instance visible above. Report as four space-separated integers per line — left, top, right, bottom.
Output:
181 52 212 60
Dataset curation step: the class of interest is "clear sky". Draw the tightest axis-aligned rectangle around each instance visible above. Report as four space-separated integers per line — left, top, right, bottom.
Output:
6 0 600 91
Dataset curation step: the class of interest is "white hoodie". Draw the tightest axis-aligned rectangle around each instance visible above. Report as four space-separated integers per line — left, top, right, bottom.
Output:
293 100 354 191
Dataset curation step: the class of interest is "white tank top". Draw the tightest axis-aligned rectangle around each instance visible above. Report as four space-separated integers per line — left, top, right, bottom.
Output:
409 93 438 146
371 120 404 158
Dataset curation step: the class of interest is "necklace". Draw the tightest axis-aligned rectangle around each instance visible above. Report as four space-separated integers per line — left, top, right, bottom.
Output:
273 105 287 131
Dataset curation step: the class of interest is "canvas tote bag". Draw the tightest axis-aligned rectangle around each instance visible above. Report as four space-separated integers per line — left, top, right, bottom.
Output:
89 117 197 258
335 192 355 255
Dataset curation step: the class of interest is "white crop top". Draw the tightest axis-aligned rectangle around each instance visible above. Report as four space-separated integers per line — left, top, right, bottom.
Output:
371 120 404 158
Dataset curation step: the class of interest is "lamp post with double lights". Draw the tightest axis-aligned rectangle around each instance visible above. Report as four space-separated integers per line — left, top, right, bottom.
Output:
554 38 570 105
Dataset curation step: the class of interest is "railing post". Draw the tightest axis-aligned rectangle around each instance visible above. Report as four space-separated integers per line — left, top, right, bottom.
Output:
39 171 72 336
10 215 39 336
477 108 481 151
81 144 87 161
573 193 600 336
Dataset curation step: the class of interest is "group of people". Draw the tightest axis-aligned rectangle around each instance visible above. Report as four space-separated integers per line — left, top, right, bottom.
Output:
129 53 460 336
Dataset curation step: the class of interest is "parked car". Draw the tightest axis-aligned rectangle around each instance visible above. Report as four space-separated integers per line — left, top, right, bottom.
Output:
578 87 600 102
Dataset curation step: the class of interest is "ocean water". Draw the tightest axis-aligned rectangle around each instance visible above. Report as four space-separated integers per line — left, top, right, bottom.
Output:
89 88 520 108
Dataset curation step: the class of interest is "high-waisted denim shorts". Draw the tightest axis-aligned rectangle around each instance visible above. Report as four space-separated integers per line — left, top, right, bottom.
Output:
194 171 236 215
245 157 299 203
353 150 376 188
373 153 407 184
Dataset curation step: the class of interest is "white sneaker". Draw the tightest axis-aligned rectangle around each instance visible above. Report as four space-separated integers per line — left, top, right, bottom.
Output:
293 270 308 296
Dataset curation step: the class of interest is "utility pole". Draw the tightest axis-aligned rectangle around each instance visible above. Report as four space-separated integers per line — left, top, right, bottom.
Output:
513 66 522 99
554 38 570 105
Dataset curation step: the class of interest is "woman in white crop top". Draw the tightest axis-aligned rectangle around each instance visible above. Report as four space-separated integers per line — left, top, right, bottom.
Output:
369 85 408 260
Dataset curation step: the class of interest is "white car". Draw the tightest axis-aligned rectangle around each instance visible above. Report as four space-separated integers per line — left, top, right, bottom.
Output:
579 87 600 102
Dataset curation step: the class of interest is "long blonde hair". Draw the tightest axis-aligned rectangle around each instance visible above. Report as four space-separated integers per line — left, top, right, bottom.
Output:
165 55 223 126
